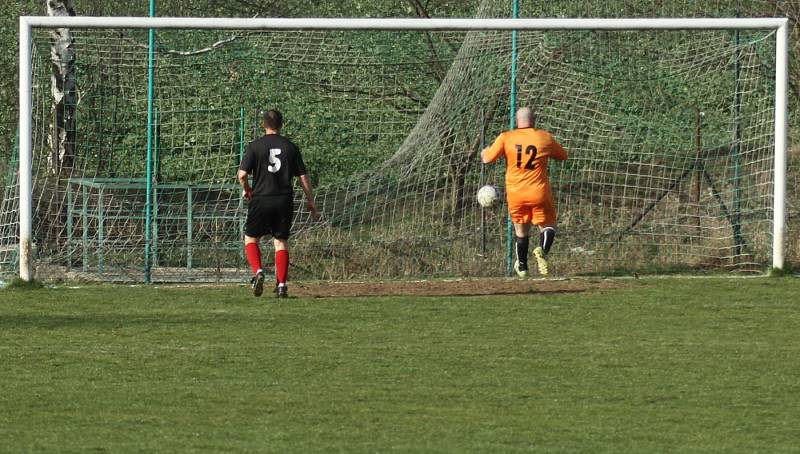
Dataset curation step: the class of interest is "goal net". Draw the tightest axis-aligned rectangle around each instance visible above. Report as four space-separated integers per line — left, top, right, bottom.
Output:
4 15 788 281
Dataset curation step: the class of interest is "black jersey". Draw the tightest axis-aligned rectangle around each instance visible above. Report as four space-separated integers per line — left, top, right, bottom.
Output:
239 134 307 197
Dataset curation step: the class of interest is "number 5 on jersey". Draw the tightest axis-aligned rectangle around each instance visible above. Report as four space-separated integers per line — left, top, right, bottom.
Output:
268 148 282 173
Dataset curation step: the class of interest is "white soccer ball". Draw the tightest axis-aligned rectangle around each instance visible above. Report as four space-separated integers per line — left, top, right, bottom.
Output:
476 185 499 208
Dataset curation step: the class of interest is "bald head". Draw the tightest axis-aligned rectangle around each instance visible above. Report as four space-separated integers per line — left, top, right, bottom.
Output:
516 107 535 128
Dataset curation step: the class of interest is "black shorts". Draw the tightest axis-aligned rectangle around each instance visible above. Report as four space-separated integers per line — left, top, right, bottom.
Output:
244 195 293 240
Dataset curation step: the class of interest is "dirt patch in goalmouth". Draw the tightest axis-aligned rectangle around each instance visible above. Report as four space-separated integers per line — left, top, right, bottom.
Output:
290 278 624 298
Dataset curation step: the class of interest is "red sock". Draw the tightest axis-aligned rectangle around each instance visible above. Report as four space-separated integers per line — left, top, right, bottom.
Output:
275 249 289 284
245 243 262 274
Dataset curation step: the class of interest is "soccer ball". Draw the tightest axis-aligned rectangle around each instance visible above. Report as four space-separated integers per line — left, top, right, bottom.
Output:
476 185 499 208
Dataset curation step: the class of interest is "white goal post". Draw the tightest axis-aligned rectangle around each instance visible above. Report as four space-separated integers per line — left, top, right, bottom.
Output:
17 16 789 281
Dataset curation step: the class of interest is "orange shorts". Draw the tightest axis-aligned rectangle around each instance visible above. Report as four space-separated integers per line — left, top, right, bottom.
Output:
508 199 556 225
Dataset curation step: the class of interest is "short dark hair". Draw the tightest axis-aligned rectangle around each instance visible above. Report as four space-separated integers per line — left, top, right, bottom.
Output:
262 109 283 130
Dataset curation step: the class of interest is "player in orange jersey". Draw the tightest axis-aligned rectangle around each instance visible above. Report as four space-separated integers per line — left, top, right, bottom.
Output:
481 107 568 277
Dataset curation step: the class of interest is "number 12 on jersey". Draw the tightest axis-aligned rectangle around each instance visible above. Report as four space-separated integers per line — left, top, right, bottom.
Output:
515 144 538 170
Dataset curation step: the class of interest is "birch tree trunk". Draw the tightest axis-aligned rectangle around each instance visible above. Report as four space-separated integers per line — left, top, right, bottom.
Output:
47 0 77 176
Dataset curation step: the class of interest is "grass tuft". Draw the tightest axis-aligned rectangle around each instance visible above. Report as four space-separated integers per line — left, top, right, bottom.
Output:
3 278 44 290
767 264 795 277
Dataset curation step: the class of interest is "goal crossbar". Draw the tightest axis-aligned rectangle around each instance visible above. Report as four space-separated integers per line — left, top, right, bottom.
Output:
17 16 790 280
19 16 789 30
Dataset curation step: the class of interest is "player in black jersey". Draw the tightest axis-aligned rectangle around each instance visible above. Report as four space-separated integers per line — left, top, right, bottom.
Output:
237 109 319 298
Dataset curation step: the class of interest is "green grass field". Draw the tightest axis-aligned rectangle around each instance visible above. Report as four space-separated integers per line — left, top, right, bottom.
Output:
2 278 799 453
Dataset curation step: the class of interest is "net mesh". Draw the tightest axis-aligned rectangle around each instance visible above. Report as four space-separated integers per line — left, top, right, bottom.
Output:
1 5 786 281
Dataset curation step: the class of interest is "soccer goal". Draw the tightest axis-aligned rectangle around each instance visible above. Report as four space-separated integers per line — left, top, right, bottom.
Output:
10 16 789 282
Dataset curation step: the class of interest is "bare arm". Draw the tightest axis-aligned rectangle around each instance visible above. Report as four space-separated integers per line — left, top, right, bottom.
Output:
237 169 252 199
299 174 320 220
480 148 492 164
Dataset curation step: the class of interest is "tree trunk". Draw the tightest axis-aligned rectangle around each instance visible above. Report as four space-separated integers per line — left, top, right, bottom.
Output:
43 0 78 267
47 0 77 177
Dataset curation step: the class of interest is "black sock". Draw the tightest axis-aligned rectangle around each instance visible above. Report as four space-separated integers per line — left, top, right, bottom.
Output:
540 227 556 255
515 236 529 268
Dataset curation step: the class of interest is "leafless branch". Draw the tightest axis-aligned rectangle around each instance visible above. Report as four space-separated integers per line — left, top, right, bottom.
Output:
407 0 461 77
226 0 284 16
121 33 246 56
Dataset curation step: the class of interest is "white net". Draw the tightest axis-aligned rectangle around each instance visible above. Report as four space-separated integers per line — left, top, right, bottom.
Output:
1 13 783 281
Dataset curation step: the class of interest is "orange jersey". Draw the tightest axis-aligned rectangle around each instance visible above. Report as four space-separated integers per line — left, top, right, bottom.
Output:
483 127 568 205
